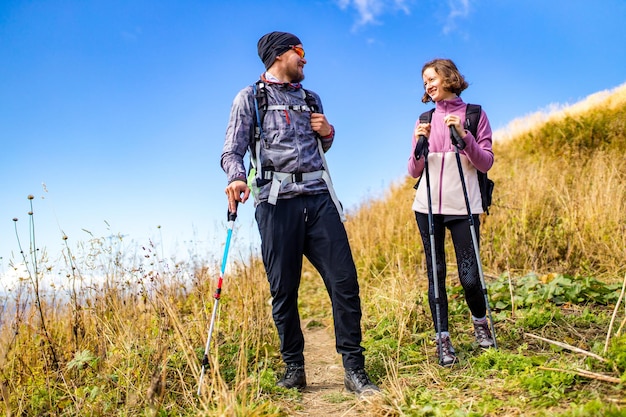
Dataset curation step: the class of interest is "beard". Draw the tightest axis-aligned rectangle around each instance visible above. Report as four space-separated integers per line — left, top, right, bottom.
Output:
287 65 305 83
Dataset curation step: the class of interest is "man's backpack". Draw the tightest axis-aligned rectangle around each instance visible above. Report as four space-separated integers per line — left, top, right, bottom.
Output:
249 80 346 221
253 80 319 132
249 80 320 188
419 104 495 214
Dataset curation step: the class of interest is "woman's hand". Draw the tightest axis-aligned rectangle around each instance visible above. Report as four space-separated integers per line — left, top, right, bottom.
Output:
415 123 431 139
443 115 465 139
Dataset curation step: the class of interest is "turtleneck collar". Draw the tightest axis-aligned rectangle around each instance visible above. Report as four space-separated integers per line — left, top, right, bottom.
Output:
434 96 465 111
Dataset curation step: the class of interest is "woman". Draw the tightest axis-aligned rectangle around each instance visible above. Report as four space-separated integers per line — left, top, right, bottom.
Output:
408 58 495 366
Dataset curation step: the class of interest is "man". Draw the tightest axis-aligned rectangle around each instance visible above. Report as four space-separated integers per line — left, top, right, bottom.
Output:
220 31 379 396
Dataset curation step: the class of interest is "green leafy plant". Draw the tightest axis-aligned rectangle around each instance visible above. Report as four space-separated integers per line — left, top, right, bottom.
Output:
489 273 620 311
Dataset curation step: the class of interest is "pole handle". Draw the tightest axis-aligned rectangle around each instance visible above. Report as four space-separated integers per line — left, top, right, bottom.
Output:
227 201 238 222
449 125 466 150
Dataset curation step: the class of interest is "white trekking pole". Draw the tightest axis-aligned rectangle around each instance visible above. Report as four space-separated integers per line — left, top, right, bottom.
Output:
197 206 238 395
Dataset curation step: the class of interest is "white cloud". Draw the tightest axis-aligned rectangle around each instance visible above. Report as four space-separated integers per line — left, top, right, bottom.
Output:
443 0 470 35
336 0 472 35
337 0 412 28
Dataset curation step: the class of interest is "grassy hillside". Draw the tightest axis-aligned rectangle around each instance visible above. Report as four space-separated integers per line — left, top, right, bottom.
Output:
484 84 626 277
1 84 625 416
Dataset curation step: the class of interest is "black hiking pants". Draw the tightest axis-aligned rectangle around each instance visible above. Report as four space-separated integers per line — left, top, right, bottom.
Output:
256 193 365 370
415 212 486 333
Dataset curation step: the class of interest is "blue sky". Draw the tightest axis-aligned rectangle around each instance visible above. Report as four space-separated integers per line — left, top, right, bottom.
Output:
1 0 625 273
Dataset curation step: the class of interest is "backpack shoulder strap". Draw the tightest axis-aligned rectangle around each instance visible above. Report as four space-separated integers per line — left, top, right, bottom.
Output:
303 88 319 113
464 104 481 137
419 108 435 124
249 81 267 188
464 103 494 214
253 80 267 131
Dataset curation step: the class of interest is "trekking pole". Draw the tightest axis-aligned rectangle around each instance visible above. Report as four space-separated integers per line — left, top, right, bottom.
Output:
420 136 444 364
197 206 238 396
449 126 498 349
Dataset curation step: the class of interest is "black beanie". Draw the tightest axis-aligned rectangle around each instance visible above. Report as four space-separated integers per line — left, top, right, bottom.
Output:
257 31 302 70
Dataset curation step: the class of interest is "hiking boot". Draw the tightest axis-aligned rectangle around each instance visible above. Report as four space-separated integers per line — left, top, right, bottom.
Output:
473 320 495 349
277 363 306 390
437 335 457 367
344 367 380 396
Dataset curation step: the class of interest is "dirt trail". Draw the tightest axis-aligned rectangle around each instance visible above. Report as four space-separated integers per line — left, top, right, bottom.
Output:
293 323 366 416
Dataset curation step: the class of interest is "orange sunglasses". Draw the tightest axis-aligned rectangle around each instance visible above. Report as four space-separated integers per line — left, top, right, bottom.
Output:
290 45 305 59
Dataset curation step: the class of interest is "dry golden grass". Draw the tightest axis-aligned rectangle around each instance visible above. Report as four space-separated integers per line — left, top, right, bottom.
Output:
494 82 626 144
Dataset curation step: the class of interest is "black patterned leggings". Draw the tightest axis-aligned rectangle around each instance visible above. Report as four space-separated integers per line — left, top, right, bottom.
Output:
415 212 486 333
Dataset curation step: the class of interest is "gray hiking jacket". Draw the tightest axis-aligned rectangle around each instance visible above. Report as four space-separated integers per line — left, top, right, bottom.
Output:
221 78 335 206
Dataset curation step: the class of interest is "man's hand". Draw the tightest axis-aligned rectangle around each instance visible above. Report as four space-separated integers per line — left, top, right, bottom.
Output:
225 180 250 213
310 113 332 137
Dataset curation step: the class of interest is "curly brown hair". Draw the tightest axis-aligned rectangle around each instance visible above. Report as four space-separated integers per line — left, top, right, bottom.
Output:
421 58 469 103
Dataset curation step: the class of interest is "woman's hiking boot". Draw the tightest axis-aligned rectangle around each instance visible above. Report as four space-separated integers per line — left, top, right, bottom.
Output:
344 367 380 397
473 319 495 348
277 363 306 390
438 335 457 366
